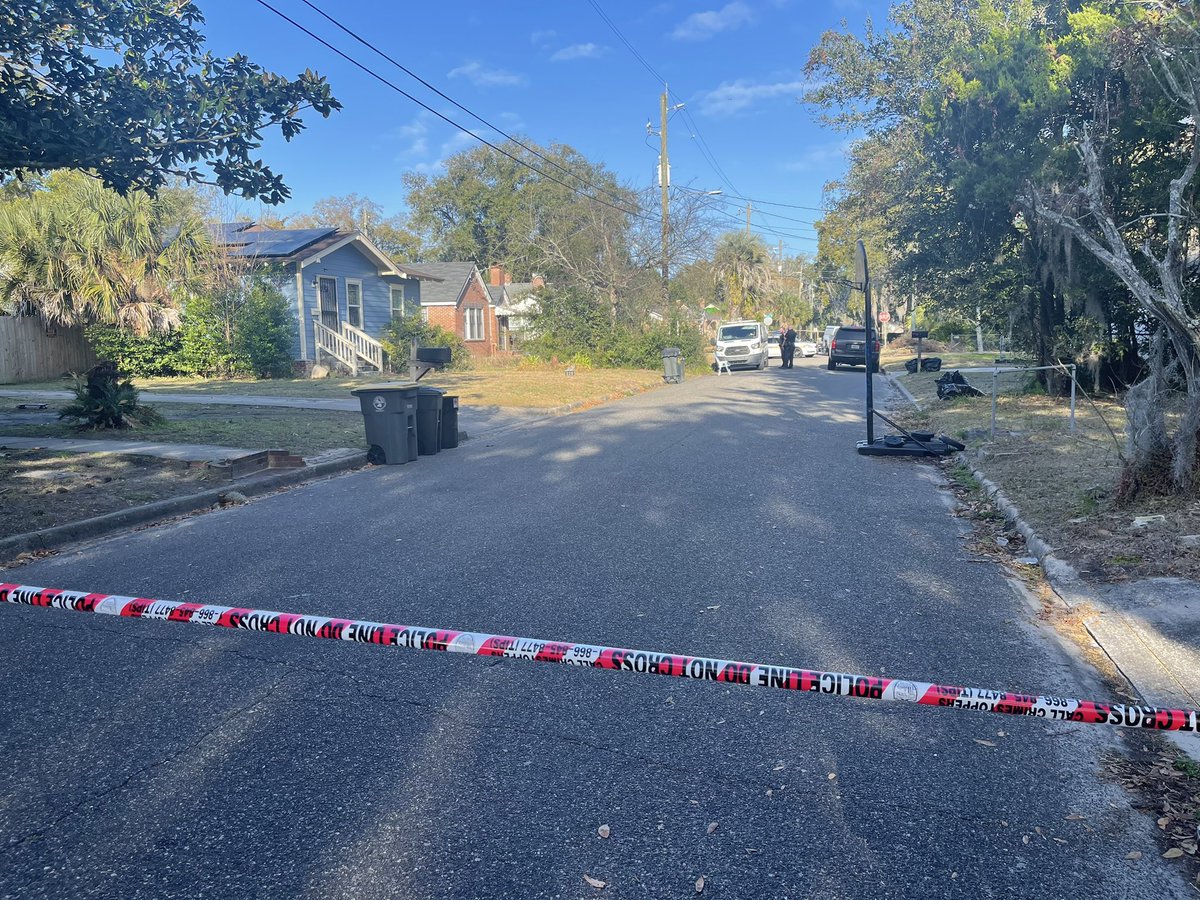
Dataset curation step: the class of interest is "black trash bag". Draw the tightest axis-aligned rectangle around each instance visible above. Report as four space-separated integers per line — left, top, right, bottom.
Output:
936 370 984 400
921 357 942 372
904 358 919 374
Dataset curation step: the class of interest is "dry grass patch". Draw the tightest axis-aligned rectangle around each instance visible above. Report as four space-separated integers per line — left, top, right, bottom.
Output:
890 366 1200 580
10 359 675 410
0 448 217 541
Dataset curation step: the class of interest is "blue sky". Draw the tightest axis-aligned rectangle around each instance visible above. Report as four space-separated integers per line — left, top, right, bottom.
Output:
198 0 889 257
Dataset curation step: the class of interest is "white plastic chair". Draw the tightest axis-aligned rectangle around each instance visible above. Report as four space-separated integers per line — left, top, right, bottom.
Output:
714 350 732 375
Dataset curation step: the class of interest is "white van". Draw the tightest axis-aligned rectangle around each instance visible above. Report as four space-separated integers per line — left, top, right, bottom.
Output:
715 320 768 370
820 325 839 355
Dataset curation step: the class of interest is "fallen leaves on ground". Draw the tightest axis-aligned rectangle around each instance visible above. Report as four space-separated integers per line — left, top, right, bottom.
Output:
597 824 610 839
583 874 606 889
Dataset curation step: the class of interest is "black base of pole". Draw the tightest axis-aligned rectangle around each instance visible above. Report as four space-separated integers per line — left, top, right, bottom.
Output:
856 436 960 457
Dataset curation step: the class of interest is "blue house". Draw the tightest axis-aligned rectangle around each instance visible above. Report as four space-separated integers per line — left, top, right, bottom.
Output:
217 223 438 374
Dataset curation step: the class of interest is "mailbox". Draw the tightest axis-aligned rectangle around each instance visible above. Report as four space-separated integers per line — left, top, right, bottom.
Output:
415 346 452 365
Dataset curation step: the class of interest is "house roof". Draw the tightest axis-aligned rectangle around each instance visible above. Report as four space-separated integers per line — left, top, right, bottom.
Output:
211 223 438 280
415 262 483 305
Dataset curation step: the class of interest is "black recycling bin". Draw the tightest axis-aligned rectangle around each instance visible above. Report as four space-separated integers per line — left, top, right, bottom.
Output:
441 395 460 449
415 386 444 455
351 384 418 465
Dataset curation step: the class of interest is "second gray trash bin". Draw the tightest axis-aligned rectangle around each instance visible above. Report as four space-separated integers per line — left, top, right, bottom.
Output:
662 347 685 384
351 384 418 464
441 395 460 449
416 386 444 455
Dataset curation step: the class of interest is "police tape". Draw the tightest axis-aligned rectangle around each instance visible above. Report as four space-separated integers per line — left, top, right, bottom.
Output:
3 582 1197 733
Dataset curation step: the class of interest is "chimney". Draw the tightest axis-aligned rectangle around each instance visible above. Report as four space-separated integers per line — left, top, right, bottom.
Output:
489 264 505 286
531 273 545 288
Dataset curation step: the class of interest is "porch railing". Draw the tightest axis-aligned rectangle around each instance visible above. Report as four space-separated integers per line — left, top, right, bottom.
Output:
340 321 384 372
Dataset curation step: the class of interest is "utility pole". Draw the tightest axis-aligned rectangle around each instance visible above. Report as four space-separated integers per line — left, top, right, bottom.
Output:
660 86 670 309
745 202 752 234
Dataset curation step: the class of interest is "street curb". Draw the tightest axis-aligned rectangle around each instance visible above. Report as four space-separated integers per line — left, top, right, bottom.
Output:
969 466 1200 759
0 450 367 566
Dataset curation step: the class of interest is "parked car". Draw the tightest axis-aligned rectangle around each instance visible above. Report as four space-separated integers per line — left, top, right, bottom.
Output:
797 339 817 357
828 325 880 371
767 330 782 362
820 325 839 354
714 320 768 370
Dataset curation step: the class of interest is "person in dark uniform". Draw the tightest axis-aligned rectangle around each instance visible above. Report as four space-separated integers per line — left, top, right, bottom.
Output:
781 324 797 368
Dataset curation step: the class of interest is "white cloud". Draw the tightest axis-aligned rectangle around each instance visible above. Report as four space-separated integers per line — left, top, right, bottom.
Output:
782 139 854 171
550 42 607 62
698 76 813 116
447 61 526 88
670 3 754 41
530 29 557 46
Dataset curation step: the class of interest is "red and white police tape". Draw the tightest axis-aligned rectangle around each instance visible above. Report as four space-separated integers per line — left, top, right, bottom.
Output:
3 583 1197 733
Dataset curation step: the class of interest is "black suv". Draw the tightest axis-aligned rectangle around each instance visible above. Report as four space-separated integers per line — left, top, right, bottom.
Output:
827 325 879 371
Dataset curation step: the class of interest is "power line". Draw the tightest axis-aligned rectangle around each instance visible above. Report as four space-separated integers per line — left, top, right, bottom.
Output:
296 0 637 212
585 0 821 215
584 0 666 84
583 0 744 196
252 0 656 225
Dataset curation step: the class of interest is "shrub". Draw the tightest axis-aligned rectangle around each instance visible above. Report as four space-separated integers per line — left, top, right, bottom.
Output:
83 325 183 377
522 286 710 370
177 276 296 378
59 361 163 429
379 312 471 372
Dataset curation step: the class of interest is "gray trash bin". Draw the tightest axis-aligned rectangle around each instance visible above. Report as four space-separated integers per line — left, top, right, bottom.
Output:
440 395 460 449
416 386 444 455
662 347 685 384
351 384 418 465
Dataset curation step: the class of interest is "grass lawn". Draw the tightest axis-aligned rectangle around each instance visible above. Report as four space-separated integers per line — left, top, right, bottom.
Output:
881 354 1200 580
9 358 684 410
1 404 367 457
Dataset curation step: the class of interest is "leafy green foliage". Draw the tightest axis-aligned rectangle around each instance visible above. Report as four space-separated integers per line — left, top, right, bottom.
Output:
83 277 296 378
83 325 183 377
0 171 209 331
379 312 471 372
176 277 296 378
524 286 709 369
59 364 163 430
1 1 340 202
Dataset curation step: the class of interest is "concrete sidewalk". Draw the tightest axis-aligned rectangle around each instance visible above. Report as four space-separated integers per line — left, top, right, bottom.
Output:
884 373 1200 755
0 434 257 462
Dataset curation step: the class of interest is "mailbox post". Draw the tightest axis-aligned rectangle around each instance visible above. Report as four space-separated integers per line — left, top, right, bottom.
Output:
912 330 929 373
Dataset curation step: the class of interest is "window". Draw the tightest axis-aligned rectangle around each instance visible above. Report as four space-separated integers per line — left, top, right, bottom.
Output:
346 280 363 329
390 286 408 319
465 306 484 341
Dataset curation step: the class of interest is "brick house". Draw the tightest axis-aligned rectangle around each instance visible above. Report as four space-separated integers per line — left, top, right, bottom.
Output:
415 262 498 357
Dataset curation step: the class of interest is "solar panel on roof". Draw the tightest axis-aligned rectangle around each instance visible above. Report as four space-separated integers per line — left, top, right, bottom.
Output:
228 228 337 257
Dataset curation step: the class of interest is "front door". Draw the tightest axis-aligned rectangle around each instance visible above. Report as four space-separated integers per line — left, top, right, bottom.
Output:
318 277 339 331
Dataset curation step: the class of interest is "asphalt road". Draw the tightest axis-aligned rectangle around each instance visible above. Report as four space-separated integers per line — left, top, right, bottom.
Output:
0 357 1191 899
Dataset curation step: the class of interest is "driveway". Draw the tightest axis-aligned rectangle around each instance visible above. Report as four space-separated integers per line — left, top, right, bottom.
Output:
0 358 1190 899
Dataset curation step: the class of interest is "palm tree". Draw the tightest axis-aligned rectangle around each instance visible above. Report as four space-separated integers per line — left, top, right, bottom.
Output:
712 232 771 319
0 171 210 334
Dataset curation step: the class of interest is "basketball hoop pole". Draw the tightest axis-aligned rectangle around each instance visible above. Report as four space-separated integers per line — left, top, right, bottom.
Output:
854 240 875 445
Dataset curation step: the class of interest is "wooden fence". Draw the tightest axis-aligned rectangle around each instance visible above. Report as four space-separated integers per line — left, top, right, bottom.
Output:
0 317 96 384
